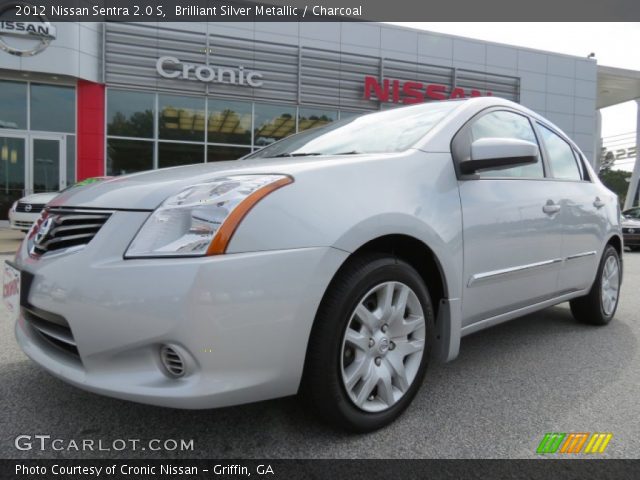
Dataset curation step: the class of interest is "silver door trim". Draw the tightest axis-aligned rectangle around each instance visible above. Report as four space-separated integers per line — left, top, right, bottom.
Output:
565 250 597 261
468 258 563 287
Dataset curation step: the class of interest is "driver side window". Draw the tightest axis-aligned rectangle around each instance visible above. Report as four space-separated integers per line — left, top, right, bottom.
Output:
471 111 544 178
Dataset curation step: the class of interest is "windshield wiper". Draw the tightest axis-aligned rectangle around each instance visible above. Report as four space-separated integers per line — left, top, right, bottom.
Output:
272 151 361 158
272 152 323 158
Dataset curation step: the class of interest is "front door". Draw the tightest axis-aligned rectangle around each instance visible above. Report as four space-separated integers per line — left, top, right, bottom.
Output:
29 135 67 194
455 109 564 326
460 179 564 325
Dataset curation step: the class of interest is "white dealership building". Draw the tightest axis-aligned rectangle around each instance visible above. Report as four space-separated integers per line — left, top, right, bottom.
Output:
0 20 639 218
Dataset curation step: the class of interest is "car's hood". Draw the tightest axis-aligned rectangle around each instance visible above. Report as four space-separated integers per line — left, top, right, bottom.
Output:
622 217 640 228
19 192 59 204
49 155 387 210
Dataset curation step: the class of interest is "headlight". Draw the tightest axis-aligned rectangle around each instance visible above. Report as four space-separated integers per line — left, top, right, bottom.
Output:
125 174 292 258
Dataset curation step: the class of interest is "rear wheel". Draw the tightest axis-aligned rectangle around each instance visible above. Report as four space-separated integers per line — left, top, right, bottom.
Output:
302 253 435 432
569 245 621 325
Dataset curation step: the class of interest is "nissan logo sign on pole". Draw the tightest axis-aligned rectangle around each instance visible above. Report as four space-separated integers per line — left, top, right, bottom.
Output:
0 3 56 57
156 56 264 88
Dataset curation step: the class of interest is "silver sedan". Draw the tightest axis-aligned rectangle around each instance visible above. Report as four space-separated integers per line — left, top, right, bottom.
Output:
7 97 622 432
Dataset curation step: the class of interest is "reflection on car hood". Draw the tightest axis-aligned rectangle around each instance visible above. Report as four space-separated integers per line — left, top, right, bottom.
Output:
622 218 640 228
18 192 59 204
48 154 393 211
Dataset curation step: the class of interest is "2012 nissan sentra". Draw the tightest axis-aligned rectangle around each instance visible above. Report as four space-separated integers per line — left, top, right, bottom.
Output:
5 97 623 431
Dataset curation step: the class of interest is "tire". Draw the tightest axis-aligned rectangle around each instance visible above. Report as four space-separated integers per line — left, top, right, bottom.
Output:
569 245 621 326
302 253 435 432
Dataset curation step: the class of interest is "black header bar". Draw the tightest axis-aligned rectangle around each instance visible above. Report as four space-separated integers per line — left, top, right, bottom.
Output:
0 0 639 21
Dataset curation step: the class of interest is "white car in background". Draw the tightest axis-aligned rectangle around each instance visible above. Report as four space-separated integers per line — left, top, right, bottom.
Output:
9 192 58 232
6 98 622 432
8 178 112 232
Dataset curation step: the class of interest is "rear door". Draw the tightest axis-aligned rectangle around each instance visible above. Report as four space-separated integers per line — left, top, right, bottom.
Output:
535 123 609 292
456 109 564 326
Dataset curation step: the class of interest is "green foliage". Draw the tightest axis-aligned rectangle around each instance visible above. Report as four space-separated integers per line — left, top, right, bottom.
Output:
599 168 632 206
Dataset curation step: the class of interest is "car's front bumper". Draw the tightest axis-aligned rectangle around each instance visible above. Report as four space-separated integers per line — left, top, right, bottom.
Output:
9 211 38 231
14 210 348 409
623 232 640 248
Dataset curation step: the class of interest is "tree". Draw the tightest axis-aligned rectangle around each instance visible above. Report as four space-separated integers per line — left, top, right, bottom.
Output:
599 168 631 207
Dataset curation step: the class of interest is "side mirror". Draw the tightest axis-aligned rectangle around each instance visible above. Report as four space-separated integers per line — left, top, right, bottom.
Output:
460 138 540 175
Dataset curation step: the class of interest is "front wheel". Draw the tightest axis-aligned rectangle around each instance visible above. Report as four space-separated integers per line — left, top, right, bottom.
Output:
302 254 435 432
570 245 621 325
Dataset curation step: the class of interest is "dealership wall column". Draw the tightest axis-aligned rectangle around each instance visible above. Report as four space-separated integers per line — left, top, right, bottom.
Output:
624 99 640 210
594 110 603 171
77 80 105 180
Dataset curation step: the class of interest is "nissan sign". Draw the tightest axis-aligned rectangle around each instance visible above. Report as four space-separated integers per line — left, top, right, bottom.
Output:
156 56 264 88
0 3 56 57
364 75 492 104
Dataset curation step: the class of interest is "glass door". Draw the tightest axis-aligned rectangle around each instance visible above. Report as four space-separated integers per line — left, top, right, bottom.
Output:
0 134 27 220
29 134 66 194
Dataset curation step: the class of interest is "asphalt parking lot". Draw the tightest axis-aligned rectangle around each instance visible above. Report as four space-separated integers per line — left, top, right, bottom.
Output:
0 229 638 459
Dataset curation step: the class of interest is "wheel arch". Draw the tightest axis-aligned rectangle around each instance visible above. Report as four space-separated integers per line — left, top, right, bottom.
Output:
607 233 623 257
301 231 460 385
345 234 449 316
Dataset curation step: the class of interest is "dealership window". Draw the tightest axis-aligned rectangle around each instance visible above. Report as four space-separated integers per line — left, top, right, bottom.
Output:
159 94 205 142
254 104 296 146
0 136 25 191
470 111 543 178
298 108 337 132
107 89 154 138
338 110 363 121
107 139 153 175
0 80 27 130
207 145 251 163
30 84 76 133
538 125 582 181
105 88 367 173
208 100 252 145
158 142 205 168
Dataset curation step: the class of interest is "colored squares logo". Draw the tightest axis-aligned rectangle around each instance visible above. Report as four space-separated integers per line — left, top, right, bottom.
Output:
537 433 613 454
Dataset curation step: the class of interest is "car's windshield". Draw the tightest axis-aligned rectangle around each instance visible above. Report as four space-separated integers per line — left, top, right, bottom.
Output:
624 208 640 219
245 101 462 159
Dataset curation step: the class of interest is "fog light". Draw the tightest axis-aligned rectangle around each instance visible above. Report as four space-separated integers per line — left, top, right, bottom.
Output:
160 344 186 378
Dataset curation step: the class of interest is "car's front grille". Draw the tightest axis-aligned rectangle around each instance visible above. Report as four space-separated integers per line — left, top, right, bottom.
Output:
16 202 45 213
623 227 638 234
23 305 79 359
30 208 111 256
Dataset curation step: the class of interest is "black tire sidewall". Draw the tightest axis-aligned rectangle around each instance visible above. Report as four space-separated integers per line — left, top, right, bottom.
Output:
311 255 435 432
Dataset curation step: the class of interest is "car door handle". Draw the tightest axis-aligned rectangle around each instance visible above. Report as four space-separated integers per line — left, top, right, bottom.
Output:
543 200 561 215
593 197 605 209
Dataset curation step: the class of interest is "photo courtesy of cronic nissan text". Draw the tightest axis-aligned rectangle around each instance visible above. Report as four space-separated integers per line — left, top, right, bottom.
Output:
0 1 639 479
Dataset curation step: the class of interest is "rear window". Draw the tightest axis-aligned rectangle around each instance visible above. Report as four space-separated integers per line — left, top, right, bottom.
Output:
538 124 582 181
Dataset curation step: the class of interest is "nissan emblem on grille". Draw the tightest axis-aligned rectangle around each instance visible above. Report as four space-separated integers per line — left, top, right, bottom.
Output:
29 208 112 257
34 216 54 246
24 204 32 212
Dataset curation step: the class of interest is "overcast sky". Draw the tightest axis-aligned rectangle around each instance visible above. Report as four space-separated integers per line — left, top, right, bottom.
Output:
388 23 639 171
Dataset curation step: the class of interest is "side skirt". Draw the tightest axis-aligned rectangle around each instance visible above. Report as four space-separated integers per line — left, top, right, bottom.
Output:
460 289 589 337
